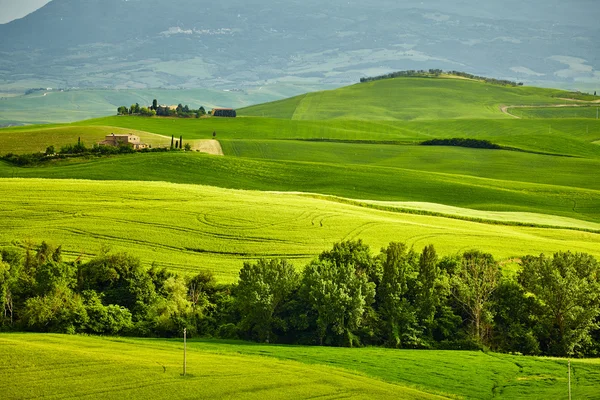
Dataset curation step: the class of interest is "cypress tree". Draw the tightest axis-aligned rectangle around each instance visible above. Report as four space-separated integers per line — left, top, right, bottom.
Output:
180 135 183 149
171 135 174 149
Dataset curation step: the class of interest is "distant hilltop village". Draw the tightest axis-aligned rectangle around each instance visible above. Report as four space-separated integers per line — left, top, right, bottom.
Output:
117 99 236 118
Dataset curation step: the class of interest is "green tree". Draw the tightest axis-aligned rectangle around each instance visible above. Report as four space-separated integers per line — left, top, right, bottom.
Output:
451 250 500 344
301 258 375 347
519 252 600 356
319 240 380 286
149 276 193 336
415 244 441 338
45 145 55 155
152 99 158 111
78 252 156 321
184 143 192 151
82 290 133 335
236 259 300 342
117 106 128 115
491 279 540 355
21 284 87 333
378 242 420 347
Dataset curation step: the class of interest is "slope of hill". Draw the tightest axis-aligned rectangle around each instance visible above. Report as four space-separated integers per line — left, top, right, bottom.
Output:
2 334 600 399
239 77 593 120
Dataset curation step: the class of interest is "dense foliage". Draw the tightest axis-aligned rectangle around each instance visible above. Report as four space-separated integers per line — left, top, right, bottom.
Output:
421 138 502 149
1 240 599 357
360 69 522 87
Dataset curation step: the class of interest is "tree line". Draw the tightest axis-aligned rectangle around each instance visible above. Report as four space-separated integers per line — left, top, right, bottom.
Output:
117 100 206 118
2 140 160 166
421 138 502 149
1 240 599 357
360 69 523 87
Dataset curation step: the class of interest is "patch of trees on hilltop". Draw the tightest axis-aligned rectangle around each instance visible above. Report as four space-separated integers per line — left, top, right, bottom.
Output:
117 99 207 118
360 69 523 87
2 240 599 358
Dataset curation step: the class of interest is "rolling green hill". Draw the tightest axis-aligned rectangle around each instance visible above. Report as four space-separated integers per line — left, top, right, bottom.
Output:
2 334 600 399
1 77 599 281
1 178 599 281
238 77 586 120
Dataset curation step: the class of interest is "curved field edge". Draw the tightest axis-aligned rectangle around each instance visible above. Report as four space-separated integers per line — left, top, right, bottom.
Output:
295 194 600 233
1 178 599 282
0 334 444 400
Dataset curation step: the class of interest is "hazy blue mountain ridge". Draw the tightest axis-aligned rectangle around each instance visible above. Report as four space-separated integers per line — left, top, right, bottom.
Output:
0 0 597 91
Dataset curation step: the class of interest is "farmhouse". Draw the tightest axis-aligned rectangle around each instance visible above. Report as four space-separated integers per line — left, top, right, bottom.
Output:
99 133 148 150
212 108 237 117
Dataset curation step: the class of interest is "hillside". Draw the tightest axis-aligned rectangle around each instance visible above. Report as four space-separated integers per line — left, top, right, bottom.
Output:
1 77 599 280
239 77 594 120
2 334 600 399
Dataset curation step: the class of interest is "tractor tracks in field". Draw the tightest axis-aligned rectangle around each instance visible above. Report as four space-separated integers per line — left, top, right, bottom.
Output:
500 99 600 118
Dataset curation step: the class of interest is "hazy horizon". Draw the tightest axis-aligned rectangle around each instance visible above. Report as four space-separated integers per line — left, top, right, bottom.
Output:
0 0 50 24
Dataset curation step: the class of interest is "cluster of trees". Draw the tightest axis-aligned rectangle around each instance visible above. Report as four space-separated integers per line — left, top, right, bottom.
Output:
1 139 171 167
2 240 599 357
360 70 523 87
117 100 206 118
421 138 502 149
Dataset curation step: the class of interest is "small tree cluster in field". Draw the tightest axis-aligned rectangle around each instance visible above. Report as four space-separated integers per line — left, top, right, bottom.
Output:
1 240 599 357
360 69 523 87
0 139 184 166
421 138 502 149
117 99 206 118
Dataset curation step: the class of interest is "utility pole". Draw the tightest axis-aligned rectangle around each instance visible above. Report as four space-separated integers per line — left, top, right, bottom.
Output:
568 359 572 400
183 328 187 376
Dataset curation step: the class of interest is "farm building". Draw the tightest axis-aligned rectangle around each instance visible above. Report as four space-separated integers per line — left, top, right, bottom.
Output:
212 108 237 117
99 133 148 150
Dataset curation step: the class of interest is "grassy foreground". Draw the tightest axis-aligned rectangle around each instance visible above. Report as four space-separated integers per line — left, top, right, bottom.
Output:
1 178 599 281
2 334 599 399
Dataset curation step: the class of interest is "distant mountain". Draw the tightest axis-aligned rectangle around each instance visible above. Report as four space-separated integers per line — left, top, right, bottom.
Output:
0 0 598 92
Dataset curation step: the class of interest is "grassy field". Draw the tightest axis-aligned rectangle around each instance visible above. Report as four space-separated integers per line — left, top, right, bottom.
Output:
72 116 600 158
2 334 599 399
1 178 599 282
1 151 599 224
238 77 586 120
220 139 600 191
3 114 600 157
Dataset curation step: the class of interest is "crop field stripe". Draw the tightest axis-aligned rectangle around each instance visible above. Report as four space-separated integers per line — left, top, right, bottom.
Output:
1 178 599 282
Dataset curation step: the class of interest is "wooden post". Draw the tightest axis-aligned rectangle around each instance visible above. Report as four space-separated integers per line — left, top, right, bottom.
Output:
183 328 187 376
568 359 571 400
